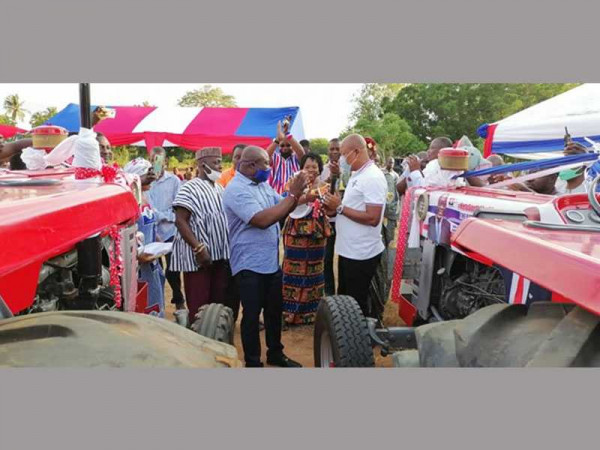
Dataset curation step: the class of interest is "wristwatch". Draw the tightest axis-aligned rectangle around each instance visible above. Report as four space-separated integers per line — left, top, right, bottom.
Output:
273 138 280 145
336 204 344 216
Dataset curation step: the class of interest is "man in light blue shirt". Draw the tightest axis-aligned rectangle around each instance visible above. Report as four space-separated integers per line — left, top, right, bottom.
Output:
147 147 185 310
223 146 307 368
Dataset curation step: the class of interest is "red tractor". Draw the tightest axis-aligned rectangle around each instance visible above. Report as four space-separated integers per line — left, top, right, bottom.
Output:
0 85 239 368
314 162 600 367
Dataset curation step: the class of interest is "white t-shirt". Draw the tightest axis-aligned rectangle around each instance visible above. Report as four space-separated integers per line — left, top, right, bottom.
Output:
335 162 387 260
555 178 589 195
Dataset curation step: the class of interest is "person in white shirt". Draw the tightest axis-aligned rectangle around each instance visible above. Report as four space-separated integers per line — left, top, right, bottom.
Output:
396 137 453 195
322 134 387 318
556 142 590 195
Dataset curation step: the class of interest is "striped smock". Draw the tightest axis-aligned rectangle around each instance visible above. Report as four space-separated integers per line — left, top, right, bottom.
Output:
169 178 230 272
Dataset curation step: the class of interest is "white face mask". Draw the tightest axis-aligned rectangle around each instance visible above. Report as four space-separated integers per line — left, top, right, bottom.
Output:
340 150 356 172
203 163 221 182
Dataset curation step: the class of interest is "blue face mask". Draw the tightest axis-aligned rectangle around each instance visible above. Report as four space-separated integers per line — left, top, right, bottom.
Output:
254 167 271 183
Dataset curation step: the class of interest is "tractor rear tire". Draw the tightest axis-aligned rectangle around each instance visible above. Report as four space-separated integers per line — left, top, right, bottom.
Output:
314 295 375 368
191 303 235 345
393 303 600 367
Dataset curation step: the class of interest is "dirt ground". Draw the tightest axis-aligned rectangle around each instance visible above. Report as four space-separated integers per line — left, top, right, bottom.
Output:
163 237 405 368
165 285 403 368
165 250 404 367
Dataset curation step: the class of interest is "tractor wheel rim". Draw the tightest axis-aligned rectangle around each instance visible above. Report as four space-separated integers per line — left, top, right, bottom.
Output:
320 330 335 368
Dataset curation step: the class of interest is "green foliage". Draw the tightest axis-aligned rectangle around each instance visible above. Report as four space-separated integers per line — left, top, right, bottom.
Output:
0 113 15 125
309 138 329 155
178 85 237 107
3 94 29 123
383 83 580 142
346 113 426 157
113 147 131 167
168 156 180 169
349 83 405 123
29 107 58 127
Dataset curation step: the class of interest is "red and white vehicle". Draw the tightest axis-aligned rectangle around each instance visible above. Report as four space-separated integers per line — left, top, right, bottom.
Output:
0 162 239 368
313 168 600 367
0 167 143 315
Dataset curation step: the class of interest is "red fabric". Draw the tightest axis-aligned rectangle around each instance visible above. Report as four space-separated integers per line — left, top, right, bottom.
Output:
74 164 120 183
0 124 27 139
483 124 498 158
184 108 249 135
94 106 156 135
390 187 418 324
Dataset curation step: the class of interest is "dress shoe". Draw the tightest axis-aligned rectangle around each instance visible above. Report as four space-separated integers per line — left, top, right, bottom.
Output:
266 354 302 368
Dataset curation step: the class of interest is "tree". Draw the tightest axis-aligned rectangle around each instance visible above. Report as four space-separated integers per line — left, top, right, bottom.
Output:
383 83 580 143
309 138 329 155
3 94 29 123
29 107 58 127
177 85 237 107
347 113 425 157
0 114 15 126
348 83 405 124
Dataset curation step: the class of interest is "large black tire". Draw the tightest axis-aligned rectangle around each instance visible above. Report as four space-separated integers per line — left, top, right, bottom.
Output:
393 303 600 367
191 303 235 345
314 295 375 367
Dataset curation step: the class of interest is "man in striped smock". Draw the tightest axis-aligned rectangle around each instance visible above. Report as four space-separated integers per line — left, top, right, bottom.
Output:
266 120 306 195
169 147 230 325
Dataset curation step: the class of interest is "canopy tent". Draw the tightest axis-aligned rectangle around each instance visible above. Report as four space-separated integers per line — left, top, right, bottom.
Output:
478 84 600 159
0 124 27 140
45 104 305 153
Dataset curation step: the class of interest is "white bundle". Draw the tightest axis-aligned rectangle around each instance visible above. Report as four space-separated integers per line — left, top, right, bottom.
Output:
72 127 101 171
123 158 151 176
21 148 49 170
423 159 466 188
21 134 81 171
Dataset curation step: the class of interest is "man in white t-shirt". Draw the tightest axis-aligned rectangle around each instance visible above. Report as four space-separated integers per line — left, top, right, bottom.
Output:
322 134 387 318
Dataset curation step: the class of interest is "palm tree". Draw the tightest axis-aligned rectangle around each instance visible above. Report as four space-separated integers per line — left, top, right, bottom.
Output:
3 94 29 123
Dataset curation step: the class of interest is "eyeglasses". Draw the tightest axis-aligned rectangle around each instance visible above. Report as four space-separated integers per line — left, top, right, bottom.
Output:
280 144 292 148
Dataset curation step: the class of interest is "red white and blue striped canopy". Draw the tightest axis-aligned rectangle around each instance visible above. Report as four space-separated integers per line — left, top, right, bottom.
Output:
478 84 600 159
46 104 305 153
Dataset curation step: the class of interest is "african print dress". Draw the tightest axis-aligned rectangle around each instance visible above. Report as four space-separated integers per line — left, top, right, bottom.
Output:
282 202 332 325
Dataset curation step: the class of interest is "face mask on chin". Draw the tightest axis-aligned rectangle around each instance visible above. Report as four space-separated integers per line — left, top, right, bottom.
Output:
203 163 221 182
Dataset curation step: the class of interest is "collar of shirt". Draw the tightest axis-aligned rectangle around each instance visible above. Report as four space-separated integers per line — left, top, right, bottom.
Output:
153 170 176 186
237 172 261 186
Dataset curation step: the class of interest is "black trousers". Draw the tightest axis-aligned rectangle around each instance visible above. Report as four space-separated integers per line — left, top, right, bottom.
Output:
161 237 185 306
235 269 285 367
223 261 240 322
324 222 337 296
338 253 382 318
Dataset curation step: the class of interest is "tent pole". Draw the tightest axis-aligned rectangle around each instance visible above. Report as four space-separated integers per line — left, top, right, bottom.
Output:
79 83 91 129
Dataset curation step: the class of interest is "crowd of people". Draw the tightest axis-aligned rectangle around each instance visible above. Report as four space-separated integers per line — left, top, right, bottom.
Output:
1 117 595 368
125 122 393 368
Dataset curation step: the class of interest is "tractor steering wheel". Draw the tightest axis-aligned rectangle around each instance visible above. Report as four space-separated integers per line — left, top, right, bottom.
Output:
588 174 600 215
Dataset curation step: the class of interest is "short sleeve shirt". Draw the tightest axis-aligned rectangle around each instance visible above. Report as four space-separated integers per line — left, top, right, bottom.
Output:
223 173 283 276
383 168 401 219
335 162 387 260
169 178 230 272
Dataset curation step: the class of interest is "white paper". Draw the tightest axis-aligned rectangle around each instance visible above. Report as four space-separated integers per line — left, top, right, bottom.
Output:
142 242 173 257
